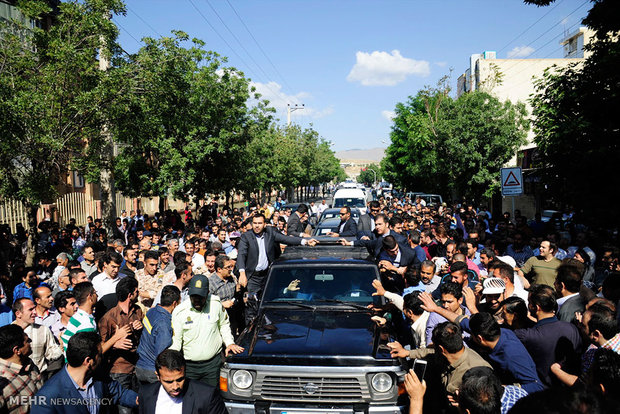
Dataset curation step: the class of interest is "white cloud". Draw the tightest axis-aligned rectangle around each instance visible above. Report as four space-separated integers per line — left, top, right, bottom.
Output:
434 61 448 67
381 110 396 121
347 50 430 86
507 45 535 58
249 81 332 119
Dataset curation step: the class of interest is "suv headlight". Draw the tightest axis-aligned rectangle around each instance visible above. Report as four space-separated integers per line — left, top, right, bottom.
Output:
232 370 253 389
371 373 393 393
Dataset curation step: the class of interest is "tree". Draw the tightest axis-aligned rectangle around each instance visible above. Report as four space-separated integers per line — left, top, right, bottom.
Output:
0 0 126 264
105 32 256 206
240 122 343 201
357 164 382 185
528 0 619 220
382 87 528 201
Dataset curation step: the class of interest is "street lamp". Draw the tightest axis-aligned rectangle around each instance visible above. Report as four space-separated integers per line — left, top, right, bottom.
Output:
364 167 377 187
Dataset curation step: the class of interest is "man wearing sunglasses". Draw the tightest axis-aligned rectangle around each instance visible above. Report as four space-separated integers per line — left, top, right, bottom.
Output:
327 206 358 237
358 200 381 237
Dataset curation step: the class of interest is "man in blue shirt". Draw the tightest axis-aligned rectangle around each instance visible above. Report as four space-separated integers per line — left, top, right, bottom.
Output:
13 268 49 303
136 285 181 384
0 300 14 327
514 284 582 387
32 331 138 413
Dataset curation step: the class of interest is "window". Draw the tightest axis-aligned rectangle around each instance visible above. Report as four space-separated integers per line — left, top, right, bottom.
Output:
72 171 85 188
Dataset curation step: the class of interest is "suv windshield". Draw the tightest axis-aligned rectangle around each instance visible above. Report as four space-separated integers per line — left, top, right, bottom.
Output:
334 198 365 208
263 266 377 304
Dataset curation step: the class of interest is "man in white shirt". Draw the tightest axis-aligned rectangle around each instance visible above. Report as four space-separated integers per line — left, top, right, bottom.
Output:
183 239 205 270
91 252 124 298
12 298 63 377
137 349 227 413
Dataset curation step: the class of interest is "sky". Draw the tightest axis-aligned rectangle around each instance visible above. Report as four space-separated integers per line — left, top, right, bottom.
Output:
113 0 591 152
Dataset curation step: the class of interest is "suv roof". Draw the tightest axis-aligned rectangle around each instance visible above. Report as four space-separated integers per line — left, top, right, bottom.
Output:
277 244 373 263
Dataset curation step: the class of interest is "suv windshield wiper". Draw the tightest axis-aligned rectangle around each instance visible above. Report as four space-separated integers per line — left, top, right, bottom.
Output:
313 299 370 310
264 300 316 310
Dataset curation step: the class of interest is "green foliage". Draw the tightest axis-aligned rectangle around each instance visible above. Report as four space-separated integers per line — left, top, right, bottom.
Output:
240 124 343 195
529 0 619 219
105 32 255 201
0 0 125 208
357 164 381 185
382 87 528 201
0 0 344 214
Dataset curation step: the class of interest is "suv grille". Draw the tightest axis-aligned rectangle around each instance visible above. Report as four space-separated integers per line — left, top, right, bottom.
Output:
259 375 365 402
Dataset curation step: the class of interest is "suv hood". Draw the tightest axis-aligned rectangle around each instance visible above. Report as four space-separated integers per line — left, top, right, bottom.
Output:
234 307 393 362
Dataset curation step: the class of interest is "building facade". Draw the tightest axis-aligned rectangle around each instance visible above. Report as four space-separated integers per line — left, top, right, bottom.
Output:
456 28 593 218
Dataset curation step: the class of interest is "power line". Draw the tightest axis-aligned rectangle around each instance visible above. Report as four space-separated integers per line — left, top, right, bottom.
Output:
114 19 142 46
492 1 589 77
506 25 584 93
224 0 298 103
126 5 163 38
186 0 289 109
204 0 279 94
497 0 564 54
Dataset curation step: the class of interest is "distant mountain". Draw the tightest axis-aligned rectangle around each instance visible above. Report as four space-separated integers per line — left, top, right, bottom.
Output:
335 147 385 163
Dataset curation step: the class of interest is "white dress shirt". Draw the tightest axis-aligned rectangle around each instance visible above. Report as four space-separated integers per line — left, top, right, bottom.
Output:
154 384 182 414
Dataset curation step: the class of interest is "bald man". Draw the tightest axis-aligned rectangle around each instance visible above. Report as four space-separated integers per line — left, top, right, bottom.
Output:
33 285 59 329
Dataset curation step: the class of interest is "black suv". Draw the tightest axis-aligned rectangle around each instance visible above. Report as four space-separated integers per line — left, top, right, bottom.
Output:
220 244 407 413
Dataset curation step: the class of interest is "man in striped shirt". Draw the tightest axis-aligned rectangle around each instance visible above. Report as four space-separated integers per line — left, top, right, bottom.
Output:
60 282 131 353
0 324 43 414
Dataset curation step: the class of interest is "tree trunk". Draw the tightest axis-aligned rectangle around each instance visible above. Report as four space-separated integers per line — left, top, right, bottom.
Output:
158 196 166 214
99 34 117 240
100 163 117 239
225 190 230 210
24 202 39 267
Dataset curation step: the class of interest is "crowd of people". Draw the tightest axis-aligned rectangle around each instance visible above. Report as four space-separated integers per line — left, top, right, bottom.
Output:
334 197 620 414
0 195 618 413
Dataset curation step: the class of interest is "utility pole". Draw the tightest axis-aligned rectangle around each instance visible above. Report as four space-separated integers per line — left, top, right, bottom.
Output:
99 12 117 239
366 167 377 187
287 103 304 126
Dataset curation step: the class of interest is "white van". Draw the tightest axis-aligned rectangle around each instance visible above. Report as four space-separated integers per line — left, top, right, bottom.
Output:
332 188 367 214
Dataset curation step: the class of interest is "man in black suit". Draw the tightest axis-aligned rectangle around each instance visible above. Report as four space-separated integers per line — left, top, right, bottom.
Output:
327 206 358 237
238 214 318 321
357 200 381 237
286 204 310 237
554 264 586 324
340 213 407 257
138 349 226 414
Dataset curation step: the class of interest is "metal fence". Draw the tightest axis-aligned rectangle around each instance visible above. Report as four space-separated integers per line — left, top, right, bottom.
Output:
0 193 182 233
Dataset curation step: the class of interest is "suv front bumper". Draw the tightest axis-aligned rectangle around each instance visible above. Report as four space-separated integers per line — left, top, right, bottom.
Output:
225 401 405 414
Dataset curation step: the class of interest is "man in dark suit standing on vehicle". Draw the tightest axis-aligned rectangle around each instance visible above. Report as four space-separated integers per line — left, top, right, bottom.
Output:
357 200 381 237
237 214 318 321
286 204 310 237
340 214 407 257
328 206 358 237
138 349 226 414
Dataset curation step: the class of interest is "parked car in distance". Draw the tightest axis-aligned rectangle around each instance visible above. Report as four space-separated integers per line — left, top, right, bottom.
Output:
281 202 311 213
318 208 361 223
332 188 368 214
540 209 561 222
418 193 443 206
312 217 342 236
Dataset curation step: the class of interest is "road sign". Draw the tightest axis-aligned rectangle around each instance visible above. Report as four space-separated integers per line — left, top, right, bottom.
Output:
501 167 523 196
